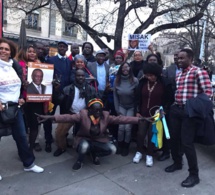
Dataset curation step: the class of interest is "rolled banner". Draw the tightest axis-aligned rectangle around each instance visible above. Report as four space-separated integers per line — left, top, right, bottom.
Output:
159 106 170 139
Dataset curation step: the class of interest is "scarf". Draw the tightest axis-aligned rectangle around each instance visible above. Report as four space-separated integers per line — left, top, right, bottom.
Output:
131 60 144 77
89 115 100 125
74 81 87 98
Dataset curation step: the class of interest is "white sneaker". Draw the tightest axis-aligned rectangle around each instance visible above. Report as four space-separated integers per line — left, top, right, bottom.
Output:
146 155 153 167
0 175 2 181
133 152 143 163
24 165 44 173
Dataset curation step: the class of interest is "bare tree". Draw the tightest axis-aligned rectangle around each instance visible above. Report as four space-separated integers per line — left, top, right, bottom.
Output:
155 0 215 64
6 0 51 15
5 0 213 56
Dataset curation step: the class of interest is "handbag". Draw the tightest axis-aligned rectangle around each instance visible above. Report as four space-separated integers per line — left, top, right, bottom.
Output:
0 122 12 138
0 102 19 124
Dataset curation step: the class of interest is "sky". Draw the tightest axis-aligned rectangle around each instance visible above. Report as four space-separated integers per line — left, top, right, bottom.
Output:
87 1 159 51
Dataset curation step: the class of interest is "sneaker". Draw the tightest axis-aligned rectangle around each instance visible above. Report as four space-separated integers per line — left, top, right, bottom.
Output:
72 161 82 171
133 152 143 163
146 155 153 167
24 165 44 173
0 175 2 181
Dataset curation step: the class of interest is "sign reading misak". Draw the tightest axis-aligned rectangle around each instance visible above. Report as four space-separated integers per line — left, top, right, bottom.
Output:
129 34 150 40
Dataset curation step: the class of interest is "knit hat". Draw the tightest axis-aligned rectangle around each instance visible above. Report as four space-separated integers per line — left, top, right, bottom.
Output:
87 98 104 108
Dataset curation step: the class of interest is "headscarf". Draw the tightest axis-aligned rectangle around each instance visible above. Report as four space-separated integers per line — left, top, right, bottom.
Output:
87 98 104 125
114 49 125 61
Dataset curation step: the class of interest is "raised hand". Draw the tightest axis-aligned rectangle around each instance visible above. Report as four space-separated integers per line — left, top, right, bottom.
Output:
52 74 62 91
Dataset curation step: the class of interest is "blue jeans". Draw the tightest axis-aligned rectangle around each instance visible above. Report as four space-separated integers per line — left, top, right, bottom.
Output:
11 109 35 167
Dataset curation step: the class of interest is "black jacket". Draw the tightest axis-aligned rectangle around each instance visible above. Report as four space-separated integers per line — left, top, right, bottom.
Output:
12 59 23 81
12 59 23 99
185 93 215 145
129 60 145 80
55 83 98 114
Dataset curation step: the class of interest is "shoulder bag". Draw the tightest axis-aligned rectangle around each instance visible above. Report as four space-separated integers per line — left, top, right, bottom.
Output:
0 102 19 124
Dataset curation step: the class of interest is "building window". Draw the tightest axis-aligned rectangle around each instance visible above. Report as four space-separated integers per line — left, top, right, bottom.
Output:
26 11 40 30
63 22 78 37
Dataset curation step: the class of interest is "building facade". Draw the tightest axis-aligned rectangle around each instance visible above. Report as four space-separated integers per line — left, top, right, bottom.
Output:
3 0 87 51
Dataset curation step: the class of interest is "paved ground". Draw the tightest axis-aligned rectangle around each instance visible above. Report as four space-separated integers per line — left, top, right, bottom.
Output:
1 126 215 195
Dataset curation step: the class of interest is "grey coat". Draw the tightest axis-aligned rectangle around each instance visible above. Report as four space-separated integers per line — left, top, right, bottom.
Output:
87 61 109 80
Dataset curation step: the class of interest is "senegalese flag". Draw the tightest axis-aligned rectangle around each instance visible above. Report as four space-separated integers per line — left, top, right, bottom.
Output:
151 112 163 149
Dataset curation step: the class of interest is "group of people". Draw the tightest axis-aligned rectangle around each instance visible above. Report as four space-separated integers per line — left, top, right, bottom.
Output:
0 37 214 188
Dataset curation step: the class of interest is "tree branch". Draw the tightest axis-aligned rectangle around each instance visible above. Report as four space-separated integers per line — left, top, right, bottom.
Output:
147 12 204 35
53 0 114 49
6 0 51 15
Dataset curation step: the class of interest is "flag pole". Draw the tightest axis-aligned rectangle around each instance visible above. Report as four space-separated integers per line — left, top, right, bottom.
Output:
199 20 207 60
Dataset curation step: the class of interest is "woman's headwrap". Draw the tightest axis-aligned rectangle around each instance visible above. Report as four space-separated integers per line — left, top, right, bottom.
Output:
87 98 104 108
114 49 125 61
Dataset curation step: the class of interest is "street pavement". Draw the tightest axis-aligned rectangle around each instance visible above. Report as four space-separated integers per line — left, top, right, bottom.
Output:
1 127 215 195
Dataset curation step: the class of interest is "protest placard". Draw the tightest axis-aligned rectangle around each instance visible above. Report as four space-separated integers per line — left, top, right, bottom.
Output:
212 74 215 86
26 62 54 102
128 34 151 51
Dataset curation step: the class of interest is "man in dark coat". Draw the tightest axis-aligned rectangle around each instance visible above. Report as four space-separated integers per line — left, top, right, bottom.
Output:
53 69 97 157
43 40 72 152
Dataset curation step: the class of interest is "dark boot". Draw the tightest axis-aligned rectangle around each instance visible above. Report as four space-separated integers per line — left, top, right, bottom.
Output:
116 141 124 155
121 142 130 156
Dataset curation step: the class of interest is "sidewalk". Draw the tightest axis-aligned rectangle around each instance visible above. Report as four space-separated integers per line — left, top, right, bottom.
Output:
0 132 215 195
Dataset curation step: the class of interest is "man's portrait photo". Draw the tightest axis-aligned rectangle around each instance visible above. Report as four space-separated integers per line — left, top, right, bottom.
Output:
27 68 46 94
128 39 139 50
